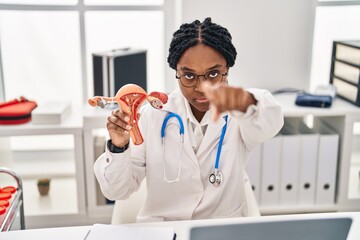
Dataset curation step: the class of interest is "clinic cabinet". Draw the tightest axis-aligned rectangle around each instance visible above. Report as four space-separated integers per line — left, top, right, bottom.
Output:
82 95 360 221
83 106 114 222
256 93 360 215
0 109 87 228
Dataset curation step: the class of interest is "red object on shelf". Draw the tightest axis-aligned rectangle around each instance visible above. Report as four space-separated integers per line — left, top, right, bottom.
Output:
0 192 11 200
0 206 6 215
0 96 37 125
0 200 9 208
1 186 16 194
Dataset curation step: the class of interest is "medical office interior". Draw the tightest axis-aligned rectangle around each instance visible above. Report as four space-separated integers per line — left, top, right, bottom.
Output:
0 0 360 232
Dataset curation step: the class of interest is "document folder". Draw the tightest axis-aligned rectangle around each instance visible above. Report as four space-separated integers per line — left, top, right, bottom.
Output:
261 135 282 206
279 125 300 206
284 119 319 205
297 123 319 205
314 121 339 205
246 144 262 203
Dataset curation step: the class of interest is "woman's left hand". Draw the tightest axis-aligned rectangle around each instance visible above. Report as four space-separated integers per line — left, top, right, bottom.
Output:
203 82 257 121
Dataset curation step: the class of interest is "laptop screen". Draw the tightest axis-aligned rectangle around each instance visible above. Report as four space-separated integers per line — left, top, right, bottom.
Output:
190 218 352 240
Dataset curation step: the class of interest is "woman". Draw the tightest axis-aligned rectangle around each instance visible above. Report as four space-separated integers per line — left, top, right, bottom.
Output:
94 17 283 222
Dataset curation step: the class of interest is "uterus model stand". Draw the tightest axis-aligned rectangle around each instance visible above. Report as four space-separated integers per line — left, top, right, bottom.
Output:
88 84 168 145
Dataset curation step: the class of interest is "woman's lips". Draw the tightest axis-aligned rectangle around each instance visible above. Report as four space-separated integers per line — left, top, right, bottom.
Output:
195 98 209 103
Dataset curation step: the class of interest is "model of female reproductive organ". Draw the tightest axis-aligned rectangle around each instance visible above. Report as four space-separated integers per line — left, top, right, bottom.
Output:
88 84 168 145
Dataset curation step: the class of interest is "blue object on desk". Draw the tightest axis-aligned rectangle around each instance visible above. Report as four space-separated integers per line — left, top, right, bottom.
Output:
295 93 333 108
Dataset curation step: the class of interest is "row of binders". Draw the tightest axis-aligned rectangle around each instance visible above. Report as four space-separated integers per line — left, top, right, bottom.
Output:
247 118 339 207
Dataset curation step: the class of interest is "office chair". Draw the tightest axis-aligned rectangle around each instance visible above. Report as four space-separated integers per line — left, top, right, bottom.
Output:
244 177 261 217
111 179 147 224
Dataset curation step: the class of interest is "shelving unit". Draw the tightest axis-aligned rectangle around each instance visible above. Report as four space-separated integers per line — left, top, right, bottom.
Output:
82 105 114 223
83 95 360 220
0 109 86 228
266 93 360 214
348 122 360 200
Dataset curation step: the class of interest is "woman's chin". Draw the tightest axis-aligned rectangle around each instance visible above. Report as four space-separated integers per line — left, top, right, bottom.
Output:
194 103 210 113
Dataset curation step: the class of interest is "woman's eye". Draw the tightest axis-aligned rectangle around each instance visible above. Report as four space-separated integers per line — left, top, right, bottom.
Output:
184 73 195 80
208 71 219 78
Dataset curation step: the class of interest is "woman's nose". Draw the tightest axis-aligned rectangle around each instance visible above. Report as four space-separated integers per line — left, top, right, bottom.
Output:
194 76 207 91
194 79 207 92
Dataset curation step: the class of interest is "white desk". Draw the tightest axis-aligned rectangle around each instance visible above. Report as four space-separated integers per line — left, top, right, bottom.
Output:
0 212 359 240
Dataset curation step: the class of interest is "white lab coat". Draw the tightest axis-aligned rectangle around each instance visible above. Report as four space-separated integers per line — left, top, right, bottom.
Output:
94 87 283 222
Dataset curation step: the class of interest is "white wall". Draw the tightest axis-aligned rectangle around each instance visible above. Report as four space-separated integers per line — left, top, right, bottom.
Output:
179 0 316 92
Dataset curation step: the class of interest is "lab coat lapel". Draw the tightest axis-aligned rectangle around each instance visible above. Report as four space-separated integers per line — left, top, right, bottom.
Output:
161 89 199 165
196 114 227 158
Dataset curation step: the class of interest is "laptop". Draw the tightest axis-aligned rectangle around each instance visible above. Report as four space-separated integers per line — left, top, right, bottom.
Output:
190 217 352 240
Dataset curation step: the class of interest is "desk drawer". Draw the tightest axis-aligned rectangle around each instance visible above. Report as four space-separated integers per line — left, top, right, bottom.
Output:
332 77 360 106
334 60 360 85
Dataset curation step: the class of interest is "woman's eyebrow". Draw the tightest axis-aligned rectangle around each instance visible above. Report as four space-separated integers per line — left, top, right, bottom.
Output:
207 64 223 70
179 64 223 72
179 66 195 72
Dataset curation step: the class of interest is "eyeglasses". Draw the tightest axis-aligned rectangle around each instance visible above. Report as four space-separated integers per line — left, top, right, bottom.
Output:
176 70 228 88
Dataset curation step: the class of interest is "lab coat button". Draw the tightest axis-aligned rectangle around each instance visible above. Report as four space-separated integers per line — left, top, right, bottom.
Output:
106 158 109 163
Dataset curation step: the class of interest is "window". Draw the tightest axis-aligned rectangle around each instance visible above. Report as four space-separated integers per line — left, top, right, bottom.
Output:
310 1 360 90
85 11 165 96
0 1 175 104
0 11 82 104
0 1 177 149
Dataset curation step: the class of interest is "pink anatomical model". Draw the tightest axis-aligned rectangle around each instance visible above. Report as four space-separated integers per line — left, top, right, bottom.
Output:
88 84 168 145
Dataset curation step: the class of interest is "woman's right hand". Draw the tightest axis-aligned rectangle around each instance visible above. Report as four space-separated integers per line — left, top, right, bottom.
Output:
107 109 132 147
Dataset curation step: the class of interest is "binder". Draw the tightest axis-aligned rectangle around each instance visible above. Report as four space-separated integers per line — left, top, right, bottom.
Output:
284 118 320 205
260 135 282 206
246 144 262 203
279 125 300 206
314 121 339 205
297 123 319 205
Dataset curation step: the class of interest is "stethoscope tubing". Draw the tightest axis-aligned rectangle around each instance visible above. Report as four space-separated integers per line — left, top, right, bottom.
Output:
161 112 184 183
215 115 228 170
161 112 228 185
161 112 184 138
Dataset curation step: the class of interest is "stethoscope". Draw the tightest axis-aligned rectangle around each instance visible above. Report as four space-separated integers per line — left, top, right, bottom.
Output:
161 112 228 187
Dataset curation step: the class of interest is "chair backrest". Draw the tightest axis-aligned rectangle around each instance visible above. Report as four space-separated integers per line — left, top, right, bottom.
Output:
111 179 147 224
244 177 261 217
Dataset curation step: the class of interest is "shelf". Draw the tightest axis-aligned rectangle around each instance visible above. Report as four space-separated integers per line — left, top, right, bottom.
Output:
1 176 78 217
0 109 86 228
0 108 82 137
22 177 78 216
348 163 360 200
12 154 75 179
260 205 338 216
274 93 360 117
335 58 360 69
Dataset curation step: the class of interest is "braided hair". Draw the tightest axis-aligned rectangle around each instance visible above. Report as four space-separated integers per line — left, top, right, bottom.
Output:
167 17 237 70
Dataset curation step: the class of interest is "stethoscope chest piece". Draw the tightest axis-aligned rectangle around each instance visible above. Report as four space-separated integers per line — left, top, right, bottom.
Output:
209 170 223 187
